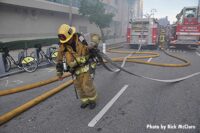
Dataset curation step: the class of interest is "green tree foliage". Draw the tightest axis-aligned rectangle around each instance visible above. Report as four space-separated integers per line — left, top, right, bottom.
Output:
79 0 114 42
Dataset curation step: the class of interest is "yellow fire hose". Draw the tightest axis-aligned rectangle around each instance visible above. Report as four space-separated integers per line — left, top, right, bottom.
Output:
0 46 190 97
0 73 71 96
107 47 190 67
0 80 73 125
0 45 194 125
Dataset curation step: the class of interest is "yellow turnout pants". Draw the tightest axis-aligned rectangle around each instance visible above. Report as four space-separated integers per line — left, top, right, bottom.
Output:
74 71 97 103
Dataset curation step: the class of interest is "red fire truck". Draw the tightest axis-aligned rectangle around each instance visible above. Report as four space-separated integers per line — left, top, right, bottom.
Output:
127 18 159 49
170 6 200 48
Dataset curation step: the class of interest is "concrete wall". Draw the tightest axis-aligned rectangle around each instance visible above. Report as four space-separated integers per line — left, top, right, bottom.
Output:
0 0 131 46
0 1 100 40
0 0 79 14
72 15 100 35
0 4 68 38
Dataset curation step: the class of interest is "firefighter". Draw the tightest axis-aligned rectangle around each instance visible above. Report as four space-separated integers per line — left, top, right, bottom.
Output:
56 24 97 109
159 29 166 50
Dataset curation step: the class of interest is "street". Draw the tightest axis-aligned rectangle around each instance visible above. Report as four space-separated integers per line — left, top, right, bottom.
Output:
0 46 200 133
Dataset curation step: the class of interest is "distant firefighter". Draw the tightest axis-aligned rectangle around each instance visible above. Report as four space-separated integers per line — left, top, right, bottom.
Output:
159 29 166 49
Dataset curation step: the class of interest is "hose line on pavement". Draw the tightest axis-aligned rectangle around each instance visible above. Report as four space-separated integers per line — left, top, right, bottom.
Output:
99 45 200 83
0 73 71 96
0 44 199 125
0 80 73 125
107 46 190 67
0 45 193 96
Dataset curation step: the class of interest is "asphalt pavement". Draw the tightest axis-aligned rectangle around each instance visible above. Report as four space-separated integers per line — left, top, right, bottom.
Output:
0 46 200 133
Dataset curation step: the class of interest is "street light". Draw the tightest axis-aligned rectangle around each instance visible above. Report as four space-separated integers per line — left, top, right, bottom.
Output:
151 8 157 18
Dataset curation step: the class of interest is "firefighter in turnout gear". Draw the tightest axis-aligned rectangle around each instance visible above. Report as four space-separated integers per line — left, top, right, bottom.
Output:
56 24 97 109
159 29 166 50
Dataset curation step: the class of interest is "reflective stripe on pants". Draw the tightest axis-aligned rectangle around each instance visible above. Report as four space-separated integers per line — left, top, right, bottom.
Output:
74 71 97 103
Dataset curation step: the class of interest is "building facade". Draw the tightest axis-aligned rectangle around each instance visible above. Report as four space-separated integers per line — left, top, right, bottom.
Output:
101 0 143 38
0 0 143 43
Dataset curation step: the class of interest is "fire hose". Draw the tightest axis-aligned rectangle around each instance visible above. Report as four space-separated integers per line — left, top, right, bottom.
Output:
0 80 73 125
96 45 200 83
0 45 198 96
0 73 71 96
98 51 200 83
1 44 200 125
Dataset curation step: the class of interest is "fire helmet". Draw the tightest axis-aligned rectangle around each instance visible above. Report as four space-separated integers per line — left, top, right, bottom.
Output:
58 24 76 43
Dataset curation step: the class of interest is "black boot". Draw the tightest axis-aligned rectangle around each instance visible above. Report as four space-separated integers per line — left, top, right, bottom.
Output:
80 103 89 109
89 102 96 110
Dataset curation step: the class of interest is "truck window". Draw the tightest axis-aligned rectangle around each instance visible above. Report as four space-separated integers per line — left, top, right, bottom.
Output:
184 8 196 18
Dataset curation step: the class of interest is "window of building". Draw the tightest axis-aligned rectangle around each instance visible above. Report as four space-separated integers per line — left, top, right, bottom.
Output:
184 8 196 18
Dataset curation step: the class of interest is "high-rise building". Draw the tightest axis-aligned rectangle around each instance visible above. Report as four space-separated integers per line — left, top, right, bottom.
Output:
101 0 143 37
128 0 143 19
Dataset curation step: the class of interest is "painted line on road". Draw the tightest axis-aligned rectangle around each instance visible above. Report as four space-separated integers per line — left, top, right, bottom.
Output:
196 52 200 57
12 80 23 85
44 68 56 72
147 58 152 62
88 85 129 127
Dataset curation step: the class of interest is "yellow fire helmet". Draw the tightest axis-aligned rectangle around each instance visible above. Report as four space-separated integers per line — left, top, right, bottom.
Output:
161 29 165 33
91 33 101 44
58 24 76 43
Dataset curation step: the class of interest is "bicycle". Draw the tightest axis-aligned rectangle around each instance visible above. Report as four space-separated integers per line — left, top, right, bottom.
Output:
2 47 38 73
30 45 58 64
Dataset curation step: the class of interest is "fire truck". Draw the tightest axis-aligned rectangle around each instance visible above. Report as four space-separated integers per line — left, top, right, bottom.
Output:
127 18 159 49
170 6 200 48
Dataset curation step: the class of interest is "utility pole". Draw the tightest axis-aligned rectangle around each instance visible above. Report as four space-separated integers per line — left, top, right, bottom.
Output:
69 0 72 26
198 0 200 23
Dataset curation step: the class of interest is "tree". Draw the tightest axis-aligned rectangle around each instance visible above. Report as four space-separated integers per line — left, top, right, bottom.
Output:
79 0 114 42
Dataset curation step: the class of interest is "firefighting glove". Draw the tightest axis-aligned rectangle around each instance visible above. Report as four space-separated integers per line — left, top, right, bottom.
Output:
56 62 63 77
89 48 100 58
76 56 86 64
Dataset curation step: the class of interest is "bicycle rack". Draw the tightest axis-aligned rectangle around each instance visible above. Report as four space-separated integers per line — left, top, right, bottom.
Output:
33 48 39 60
0 53 6 75
46 47 51 58
18 51 25 61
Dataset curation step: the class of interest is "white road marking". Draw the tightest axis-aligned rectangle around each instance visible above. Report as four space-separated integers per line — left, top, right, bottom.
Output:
12 80 23 85
88 85 129 127
45 68 55 72
196 52 200 56
147 58 152 62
